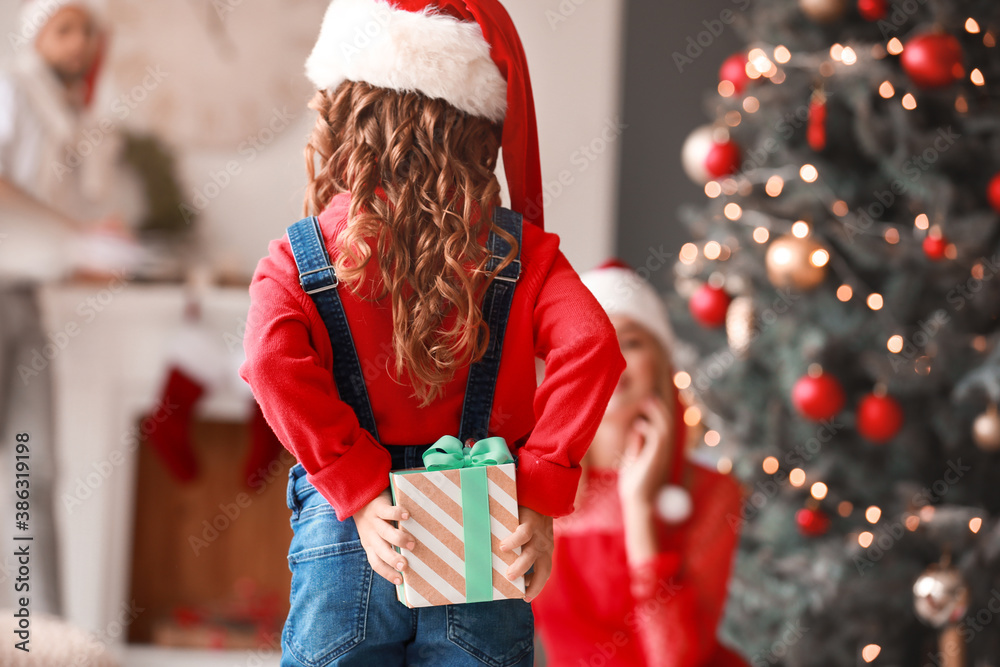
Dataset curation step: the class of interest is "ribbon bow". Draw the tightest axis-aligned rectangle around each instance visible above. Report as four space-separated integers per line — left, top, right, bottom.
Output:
422 435 513 471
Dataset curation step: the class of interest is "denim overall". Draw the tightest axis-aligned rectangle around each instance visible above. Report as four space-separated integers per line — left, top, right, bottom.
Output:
280 207 533 667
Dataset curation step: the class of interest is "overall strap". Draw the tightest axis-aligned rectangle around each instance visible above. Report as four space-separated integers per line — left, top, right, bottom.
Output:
286 216 381 443
458 206 523 444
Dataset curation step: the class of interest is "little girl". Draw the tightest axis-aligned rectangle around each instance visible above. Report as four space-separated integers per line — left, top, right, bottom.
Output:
239 1 626 665
532 260 750 667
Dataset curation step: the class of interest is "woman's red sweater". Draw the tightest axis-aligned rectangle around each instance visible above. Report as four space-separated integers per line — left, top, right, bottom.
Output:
532 465 750 667
239 189 626 520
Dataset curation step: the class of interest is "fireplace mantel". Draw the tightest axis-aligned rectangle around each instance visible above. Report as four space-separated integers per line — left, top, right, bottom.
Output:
38 282 281 664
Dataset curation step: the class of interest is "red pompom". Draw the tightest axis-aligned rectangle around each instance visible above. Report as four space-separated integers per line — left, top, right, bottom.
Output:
792 372 846 420
597 258 635 272
923 235 948 261
857 0 887 21
719 53 750 95
704 141 742 179
987 173 1000 214
689 284 731 329
796 508 831 537
856 393 904 443
900 33 964 89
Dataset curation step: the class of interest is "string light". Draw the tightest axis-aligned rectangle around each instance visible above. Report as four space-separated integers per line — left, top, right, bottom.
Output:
837 285 853 302
771 69 787 85
970 517 983 533
674 372 692 389
838 501 853 517
679 243 698 264
748 48 772 74
902 93 917 110
830 43 844 61
721 179 739 195
800 164 819 183
945 244 958 260
887 38 904 55
862 645 882 663
867 293 884 310
866 506 882 523
743 96 761 113
792 221 810 238
704 241 722 260
810 482 828 500
971 68 985 86
684 405 703 426
725 111 743 127
956 95 969 113
704 430 721 447
705 181 722 198
762 456 779 474
718 80 736 97
810 249 830 267
789 468 806 487
966 18 981 34
905 514 920 531
745 61 762 80
765 175 785 197
832 200 849 216
819 61 835 77
773 45 791 63
985 32 996 48
858 531 874 548
973 336 988 352
717 457 733 474
887 335 904 353
884 228 900 244
753 227 770 244
841 47 857 66
724 203 743 220
914 214 929 230
878 81 895 98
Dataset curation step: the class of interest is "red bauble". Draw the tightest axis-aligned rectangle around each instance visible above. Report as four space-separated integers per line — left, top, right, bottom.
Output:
988 173 1000 214
856 393 904 443
704 141 742 179
792 373 846 420
719 53 750 95
796 508 831 537
900 33 964 89
857 0 887 20
807 97 828 151
689 285 731 328
922 235 948 261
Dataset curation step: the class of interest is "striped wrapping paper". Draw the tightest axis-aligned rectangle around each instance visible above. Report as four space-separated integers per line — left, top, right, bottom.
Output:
388 462 525 608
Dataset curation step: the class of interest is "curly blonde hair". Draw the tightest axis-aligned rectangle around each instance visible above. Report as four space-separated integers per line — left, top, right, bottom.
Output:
304 81 520 407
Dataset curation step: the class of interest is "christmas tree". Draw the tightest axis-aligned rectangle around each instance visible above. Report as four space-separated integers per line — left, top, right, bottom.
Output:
669 1 1000 665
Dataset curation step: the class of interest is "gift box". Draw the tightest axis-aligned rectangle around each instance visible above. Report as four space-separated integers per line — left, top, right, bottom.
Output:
389 436 526 608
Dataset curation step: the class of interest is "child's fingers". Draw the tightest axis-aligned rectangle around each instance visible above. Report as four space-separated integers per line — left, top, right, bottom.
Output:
367 539 408 585
504 545 536 582
523 554 552 603
500 522 532 552
377 519 416 551
376 501 409 523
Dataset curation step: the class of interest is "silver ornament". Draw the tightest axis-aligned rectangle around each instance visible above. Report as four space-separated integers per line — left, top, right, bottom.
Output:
913 564 970 628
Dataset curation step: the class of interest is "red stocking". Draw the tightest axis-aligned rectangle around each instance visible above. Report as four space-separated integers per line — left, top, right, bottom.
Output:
143 367 204 482
242 401 284 489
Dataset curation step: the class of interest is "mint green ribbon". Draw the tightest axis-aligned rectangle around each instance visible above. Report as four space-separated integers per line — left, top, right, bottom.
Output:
421 435 513 603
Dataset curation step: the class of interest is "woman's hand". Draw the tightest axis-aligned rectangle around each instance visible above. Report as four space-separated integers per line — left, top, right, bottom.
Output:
617 395 675 510
353 489 417 586
499 505 554 603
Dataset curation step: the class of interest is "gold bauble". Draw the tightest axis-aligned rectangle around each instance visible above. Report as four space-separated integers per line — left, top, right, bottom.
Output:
765 234 829 291
972 407 1000 451
799 0 848 23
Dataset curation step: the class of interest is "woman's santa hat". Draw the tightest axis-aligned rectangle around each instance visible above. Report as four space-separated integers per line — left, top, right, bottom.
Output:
304 0 545 229
581 259 693 524
17 0 108 109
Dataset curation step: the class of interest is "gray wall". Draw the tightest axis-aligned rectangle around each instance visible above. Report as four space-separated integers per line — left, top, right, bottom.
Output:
615 0 744 292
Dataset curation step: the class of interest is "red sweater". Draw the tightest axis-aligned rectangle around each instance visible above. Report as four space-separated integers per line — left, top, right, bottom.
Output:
532 465 749 667
239 190 626 520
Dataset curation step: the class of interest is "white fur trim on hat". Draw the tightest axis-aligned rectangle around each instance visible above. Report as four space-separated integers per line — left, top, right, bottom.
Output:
15 0 103 49
580 266 675 355
305 0 508 122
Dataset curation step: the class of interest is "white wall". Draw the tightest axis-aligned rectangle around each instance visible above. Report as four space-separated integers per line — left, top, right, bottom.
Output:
0 0 626 277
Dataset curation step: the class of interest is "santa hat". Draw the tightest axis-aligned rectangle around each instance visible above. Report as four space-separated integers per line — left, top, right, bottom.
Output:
17 0 108 109
581 259 693 522
579 258 676 355
304 0 545 229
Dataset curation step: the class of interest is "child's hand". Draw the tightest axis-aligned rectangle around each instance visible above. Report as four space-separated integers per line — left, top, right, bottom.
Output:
617 395 674 510
353 489 417 586
499 505 554 603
